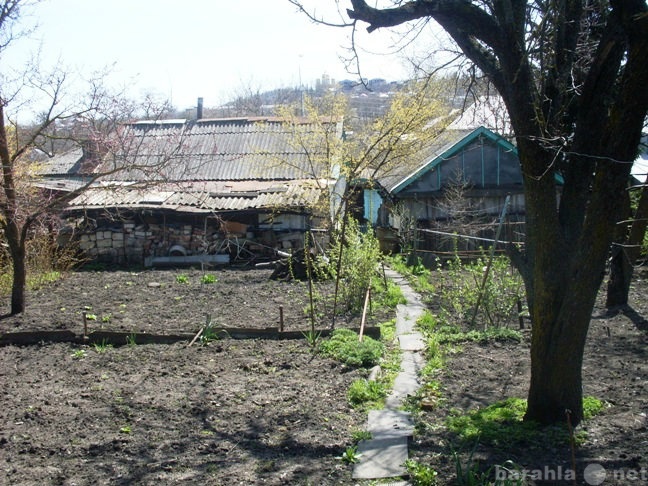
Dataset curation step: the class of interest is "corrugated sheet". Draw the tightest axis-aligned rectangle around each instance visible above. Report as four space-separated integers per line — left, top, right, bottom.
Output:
97 117 340 182
36 147 84 176
67 180 326 213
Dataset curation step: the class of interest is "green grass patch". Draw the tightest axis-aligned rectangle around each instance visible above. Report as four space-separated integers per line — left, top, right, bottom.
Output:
347 378 388 409
318 329 384 368
447 396 605 447
374 279 407 308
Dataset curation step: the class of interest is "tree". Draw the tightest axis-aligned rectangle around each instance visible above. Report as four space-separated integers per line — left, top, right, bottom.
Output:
292 0 648 425
606 138 648 307
0 1 180 315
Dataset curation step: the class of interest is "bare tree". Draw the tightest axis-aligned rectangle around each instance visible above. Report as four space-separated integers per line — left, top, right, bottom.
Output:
0 1 186 314
292 0 648 426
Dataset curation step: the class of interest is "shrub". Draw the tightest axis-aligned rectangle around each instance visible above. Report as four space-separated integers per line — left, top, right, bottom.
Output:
318 329 384 367
328 218 382 312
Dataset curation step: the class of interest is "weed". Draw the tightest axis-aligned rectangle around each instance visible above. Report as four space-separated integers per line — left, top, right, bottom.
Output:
200 274 218 284
85 313 97 321
347 378 387 408
126 333 137 347
446 396 604 448
378 318 396 343
200 315 225 344
340 445 361 464
101 314 111 323
176 274 189 284
302 329 322 348
351 429 372 443
119 425 132 434
583 396 605 419
255 459 277 473
374 280 407 308
71 349 87 359
404 459 438 485
416 310 439 336
453 444 525 486
93 339 112 353
318 329 384 368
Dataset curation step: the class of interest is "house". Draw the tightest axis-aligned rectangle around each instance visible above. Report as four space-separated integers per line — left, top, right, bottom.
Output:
48 116 343 266
371 125 525 257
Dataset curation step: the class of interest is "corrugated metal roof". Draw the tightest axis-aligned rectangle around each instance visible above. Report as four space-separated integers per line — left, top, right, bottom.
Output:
66 180 326 213
36 147 84 176
96 117 342 182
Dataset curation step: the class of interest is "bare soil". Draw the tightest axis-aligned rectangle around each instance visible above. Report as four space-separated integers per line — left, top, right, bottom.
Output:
0 266 647 485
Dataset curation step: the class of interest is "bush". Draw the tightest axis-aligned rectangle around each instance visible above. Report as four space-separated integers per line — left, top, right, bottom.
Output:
318 329 384 367
328 218 382 312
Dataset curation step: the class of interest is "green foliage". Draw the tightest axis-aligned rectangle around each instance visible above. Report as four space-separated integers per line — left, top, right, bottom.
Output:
176 274 189 284
318 329 384 367
328 218 382 312
378 319 397 343
404 459 438 486
93 339 112 353
416 310 439 336
447 398 531 446
384 254 436 294
351 429 372 443
453 445 525 486
302 329 322 348
126 333 137 347
446 396 604 448
437 326 522 345
438 255 525 329
340 445 361 464
71 349 87 359
347 378 387 408
85 313 97 321
200 315 222 345
200 274 218 284
374 279 406 308
582 396 604 419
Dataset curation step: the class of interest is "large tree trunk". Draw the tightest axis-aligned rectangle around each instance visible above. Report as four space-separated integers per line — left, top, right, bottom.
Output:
5 220 27 315
10 244 26 315
606 184 648 307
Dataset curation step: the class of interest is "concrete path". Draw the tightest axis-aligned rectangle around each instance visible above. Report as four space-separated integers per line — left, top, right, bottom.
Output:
353 268 427 481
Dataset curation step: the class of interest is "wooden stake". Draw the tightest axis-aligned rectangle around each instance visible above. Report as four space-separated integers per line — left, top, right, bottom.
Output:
279 305 284 332
359 287 371 342
188 327 204 347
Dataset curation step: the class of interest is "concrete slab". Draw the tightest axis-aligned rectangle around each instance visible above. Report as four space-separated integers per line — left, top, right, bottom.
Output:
352 436 409 479
398 333 426 351
367 409 414 438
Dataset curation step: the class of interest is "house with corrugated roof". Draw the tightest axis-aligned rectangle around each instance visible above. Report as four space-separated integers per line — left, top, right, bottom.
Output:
46 116 343 266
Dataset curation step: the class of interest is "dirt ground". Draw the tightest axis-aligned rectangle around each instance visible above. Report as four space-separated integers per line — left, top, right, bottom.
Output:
0 266 647 485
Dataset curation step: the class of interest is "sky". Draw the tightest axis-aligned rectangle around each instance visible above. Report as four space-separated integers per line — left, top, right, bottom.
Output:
3 0 425 112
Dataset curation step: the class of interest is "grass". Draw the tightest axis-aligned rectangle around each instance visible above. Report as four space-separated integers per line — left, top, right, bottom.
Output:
93 339 113 353
318 329 384 368
347 378 388 409
446 396 605 447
